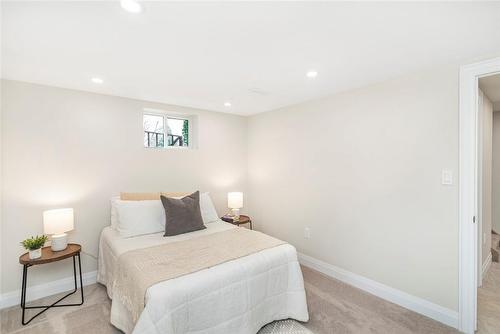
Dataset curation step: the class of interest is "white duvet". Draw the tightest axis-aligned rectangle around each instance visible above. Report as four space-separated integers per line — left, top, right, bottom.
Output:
97 220 309 334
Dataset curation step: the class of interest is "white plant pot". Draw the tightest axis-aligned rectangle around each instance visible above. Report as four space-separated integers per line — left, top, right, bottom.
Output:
29 248 42 260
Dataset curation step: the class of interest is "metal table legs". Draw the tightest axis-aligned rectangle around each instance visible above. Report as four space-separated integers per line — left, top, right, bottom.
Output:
21 253 84 325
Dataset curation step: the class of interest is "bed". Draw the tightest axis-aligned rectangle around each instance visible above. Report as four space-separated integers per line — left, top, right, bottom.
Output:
97 219 309 334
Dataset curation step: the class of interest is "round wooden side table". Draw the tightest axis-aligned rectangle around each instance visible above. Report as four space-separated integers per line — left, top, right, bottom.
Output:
18 243 84 325
221 215 253 230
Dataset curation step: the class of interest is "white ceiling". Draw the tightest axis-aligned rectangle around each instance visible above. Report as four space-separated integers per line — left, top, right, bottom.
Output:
479 74 500 111
2 1 500 116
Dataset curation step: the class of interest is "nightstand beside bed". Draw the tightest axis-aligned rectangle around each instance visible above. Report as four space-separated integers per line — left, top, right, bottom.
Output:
221 214 252 230
18 243 84 325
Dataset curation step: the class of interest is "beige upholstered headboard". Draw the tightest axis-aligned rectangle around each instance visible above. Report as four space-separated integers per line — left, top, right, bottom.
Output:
120 192 190 201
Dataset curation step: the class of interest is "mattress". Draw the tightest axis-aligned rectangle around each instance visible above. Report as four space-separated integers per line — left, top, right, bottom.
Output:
98 220 309 334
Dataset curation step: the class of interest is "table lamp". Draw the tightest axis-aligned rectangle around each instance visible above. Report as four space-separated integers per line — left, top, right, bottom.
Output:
228 192 243 220
43 208 74 251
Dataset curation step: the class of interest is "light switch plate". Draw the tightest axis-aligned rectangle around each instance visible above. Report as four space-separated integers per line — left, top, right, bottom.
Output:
442 169 453 185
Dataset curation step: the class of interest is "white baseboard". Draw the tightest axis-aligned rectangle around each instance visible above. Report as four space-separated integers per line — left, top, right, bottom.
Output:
482 252 493 279
1 256 460 328
298 252 459 329
0 270 97 310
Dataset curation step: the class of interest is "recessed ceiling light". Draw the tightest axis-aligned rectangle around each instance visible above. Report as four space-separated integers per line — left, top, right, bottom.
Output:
121 0 143 13
306 70 318 78
91 77 104 84
224 102 232 107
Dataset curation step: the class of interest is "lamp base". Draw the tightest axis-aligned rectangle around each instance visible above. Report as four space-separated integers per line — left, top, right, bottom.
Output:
51 233 68 251
230 208 241 221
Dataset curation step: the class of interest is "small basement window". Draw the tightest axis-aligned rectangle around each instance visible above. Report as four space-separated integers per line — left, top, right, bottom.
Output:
143 113 191 148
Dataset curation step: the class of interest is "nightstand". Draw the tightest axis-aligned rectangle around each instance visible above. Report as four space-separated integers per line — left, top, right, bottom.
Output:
18 243 84 325
221 214 252 230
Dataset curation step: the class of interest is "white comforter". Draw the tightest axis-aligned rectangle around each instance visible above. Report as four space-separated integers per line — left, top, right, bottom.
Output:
97 221 309 334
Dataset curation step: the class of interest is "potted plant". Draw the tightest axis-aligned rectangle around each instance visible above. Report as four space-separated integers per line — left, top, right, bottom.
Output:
21 235 48 260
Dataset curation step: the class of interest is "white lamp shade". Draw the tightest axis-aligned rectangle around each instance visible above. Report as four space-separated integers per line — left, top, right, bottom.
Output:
43 208 74 235
228 192 243 209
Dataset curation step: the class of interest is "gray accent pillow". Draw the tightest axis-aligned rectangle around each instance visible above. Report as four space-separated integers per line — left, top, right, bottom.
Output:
160 191 206 236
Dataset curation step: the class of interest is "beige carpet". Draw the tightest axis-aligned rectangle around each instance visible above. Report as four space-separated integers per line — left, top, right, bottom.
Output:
1 266 460 334
477 262 500 333
300 266 457 334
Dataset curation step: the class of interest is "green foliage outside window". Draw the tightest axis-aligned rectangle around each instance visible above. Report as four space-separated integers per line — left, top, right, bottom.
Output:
182 119 189 146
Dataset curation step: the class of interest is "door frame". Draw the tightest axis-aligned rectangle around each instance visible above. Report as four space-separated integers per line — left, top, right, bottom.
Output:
459 56 500 333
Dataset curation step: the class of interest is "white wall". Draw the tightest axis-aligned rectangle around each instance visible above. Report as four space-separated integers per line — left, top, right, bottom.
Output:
479 90 493 268
492 110 500 233
248 66 459 311
1 80 248 293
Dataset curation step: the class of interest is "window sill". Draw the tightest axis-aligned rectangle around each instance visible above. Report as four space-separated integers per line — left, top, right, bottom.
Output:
144 146 192 150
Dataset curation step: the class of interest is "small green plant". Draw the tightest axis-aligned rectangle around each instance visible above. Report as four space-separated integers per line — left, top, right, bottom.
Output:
20 235 48 251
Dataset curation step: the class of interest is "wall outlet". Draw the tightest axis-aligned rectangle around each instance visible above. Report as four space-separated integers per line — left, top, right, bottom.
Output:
304 227 311 239
442 169 453 185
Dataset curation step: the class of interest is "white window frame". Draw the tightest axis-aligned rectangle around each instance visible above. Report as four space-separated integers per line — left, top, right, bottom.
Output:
143 108 195 150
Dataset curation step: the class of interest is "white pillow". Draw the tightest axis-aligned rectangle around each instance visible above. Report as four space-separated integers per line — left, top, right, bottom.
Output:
115 200 165 238
200 192 220 224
